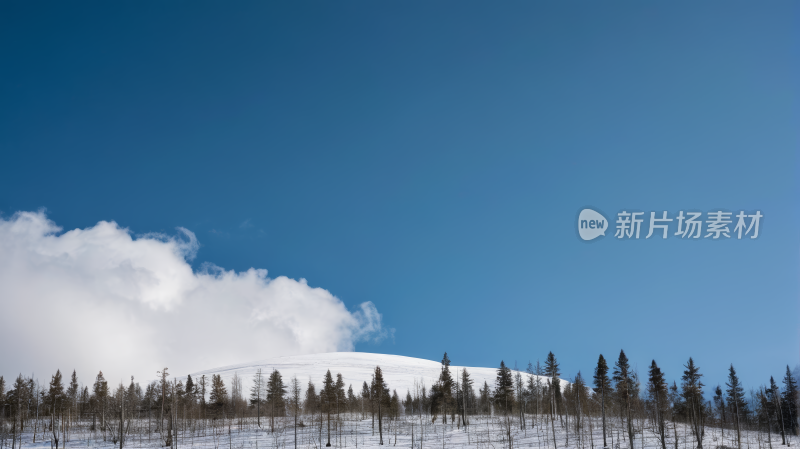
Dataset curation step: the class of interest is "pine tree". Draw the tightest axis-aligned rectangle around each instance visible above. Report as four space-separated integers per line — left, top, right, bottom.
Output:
726 364 746 449
648 360 669 449
782 365 798 435
594 354 611 448
682 358 705 449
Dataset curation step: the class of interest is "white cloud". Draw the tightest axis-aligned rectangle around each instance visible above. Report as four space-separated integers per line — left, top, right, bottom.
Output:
0 211 386 386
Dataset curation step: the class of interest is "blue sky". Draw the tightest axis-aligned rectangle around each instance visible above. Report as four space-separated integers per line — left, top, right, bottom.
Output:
1 1 798 390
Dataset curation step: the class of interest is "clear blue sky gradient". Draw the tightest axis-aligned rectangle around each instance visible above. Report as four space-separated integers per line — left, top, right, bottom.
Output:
1 2 798 390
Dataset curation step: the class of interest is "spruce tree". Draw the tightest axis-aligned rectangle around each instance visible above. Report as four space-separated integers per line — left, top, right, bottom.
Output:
209 374 227 410
648 360 669 449
594 354 611 448
713 386 726 443
48 369 65 412
360 381 370 420
494 361 515 414
613 350 635 449
768 376 786 444
348 384 357 413
479 381 491 415
438 353 454 423
681 358 705 449
66 370 79 416
371 366 389 445
185 375 194 397
782 365 798 435
572 372 589 437
461 368 473 426
305 380 318 416
250 369 265 427
322 370 335 446
545 352 561 449
93 371 109 428
336 373 346 416
726 364 746 449
267 369 286 433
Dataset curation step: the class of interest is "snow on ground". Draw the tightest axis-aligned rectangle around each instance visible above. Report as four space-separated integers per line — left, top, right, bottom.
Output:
3 415 792 449
190 352 556 395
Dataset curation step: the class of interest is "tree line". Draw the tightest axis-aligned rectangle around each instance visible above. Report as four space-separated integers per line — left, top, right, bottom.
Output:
1 351 797 449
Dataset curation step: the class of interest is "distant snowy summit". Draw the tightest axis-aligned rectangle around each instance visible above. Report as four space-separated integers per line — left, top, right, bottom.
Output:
191 352 560 394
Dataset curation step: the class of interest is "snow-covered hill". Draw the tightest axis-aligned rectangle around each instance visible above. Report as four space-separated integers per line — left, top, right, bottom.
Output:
191 352 559 395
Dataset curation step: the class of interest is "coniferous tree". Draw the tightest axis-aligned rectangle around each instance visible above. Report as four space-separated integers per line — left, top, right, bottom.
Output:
267 369 286 433
460 368 473 426
156 368 169 431
613 350 635 449
209 374 227 412
289 376 302 449
437 353 454 423
768 376 786 444
726 364 746 449
67 370 79 414
305 379 319 416
250 369 265 427
371 366 389 445
782 365 799 436
360 381 371 420
198 375 207 410
348 384 358 413
494 361 515 414
647 360 669 449
185 375 195 406
322 370 335 446
681 358 705 449
48 369 66 413
335 373 346 419
545 352 561 449
594 354 611 448
404 390 413 415
92 371 108 429
572 372 589 437
713 386 726 442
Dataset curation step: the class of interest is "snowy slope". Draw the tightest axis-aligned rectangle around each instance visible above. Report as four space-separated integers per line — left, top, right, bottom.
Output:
191 352 561 395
